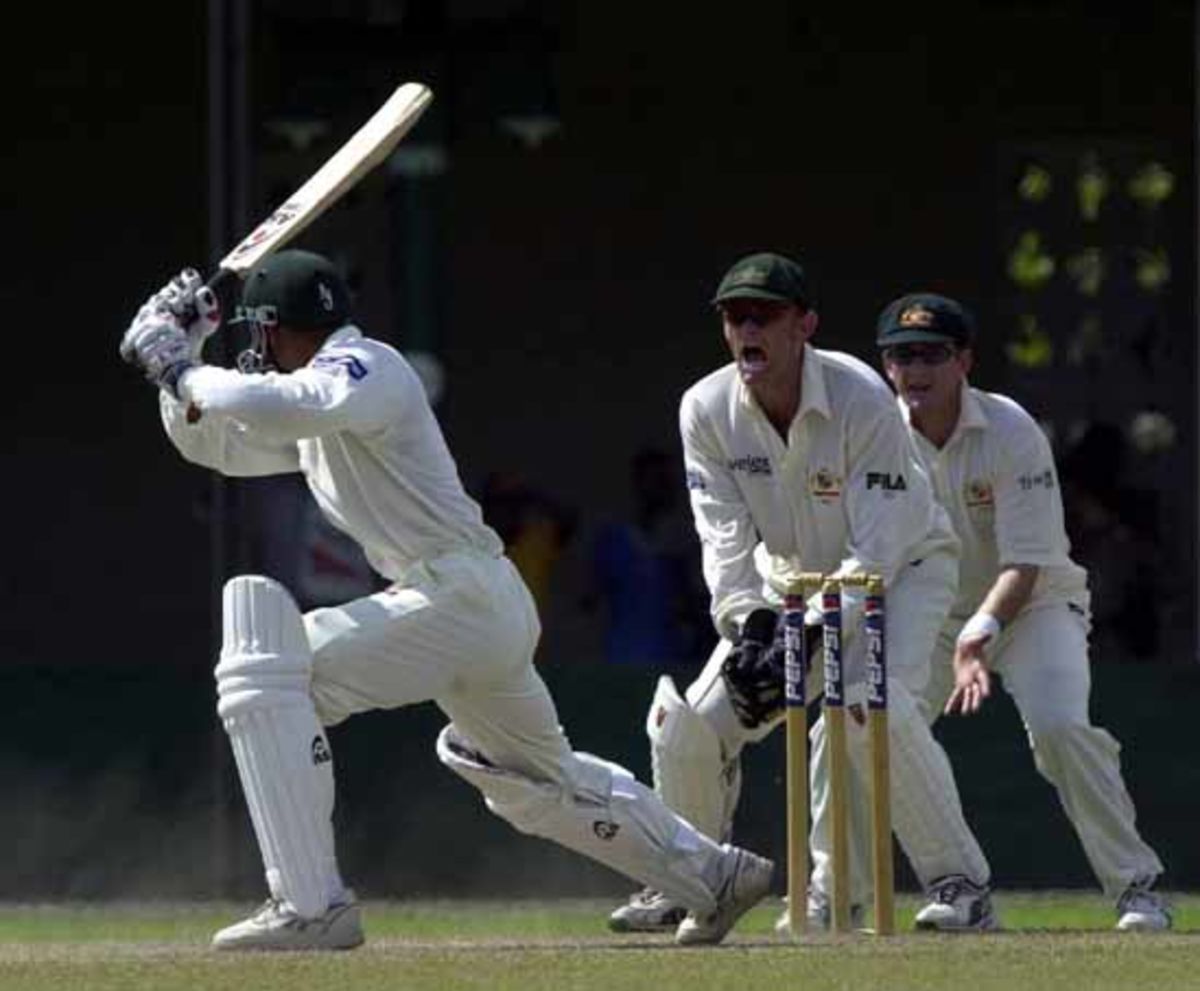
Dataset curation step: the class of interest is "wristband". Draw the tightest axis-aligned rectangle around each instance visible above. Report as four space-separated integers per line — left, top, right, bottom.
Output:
957 612 1001 646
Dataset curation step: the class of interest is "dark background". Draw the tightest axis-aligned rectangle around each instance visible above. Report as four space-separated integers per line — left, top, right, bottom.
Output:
3 0 1196 901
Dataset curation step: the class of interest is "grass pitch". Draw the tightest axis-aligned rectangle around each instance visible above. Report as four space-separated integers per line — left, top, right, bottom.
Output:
0 893 1196 991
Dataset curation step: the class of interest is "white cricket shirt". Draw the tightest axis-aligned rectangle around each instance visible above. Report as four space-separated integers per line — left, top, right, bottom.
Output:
902 384 1087 620
160 326 502 581
681 344 958 637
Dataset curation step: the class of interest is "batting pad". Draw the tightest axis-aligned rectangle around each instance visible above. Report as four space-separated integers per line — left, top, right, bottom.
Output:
436 723 725 915
216 575 341 919
647 675 739 842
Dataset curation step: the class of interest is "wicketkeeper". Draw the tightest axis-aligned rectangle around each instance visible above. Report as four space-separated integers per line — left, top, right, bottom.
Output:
875 291 1170 931
120 250 774 950
609 252 997 934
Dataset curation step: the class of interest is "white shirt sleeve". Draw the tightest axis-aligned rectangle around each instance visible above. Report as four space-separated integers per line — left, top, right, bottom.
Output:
159 391 301 477
179 346 394 445
680 392 769 638
994 421 1069 567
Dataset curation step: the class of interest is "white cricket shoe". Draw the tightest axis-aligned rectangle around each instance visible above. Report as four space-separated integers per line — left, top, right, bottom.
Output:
212 897 364 951
914 875 998 932
773 889 866 933
609 888 688 932
1116 879 1172 932
675 847 774 946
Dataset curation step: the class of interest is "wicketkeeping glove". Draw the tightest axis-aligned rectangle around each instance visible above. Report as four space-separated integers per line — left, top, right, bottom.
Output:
721 608 785 728
722 608 823 728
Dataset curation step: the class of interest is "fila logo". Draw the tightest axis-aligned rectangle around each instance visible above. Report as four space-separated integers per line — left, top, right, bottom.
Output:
866 472 907 491
311 735 332 765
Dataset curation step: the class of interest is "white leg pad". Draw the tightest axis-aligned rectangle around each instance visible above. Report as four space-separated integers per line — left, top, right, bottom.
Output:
647 675 740 841
216 575 342 919
436 723 726 915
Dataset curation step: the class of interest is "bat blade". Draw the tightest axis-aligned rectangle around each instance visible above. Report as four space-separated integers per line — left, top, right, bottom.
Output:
218 81 433 275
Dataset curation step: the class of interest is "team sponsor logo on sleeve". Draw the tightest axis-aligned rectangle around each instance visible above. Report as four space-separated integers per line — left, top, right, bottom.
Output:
810 467 843 502
592 820 620 840
964 478 994 508
1017 468 1056 491
311 352 369 380
727 455 772 476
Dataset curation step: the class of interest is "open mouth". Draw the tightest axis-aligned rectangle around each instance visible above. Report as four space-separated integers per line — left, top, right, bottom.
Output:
739 345 768 374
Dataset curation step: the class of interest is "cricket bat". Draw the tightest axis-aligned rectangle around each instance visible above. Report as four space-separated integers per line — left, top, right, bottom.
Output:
181 81 432 421
212 80 433 289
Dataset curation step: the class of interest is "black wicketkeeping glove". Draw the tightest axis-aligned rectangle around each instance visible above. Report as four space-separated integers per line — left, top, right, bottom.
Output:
722 608 784 728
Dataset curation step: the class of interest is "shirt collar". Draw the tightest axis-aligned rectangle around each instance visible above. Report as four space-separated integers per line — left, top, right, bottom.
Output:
896 380 987 444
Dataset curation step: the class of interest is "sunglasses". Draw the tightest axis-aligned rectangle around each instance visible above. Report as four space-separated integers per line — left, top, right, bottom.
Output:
719 303 791 329
882 343 959 367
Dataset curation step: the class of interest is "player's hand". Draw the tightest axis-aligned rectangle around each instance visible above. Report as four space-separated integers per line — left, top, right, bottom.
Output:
154 268 221 358
120 302 194 398
944 638 992 716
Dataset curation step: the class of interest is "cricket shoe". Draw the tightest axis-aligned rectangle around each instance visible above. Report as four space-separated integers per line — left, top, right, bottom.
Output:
914 875 998 932
608 888 688 932
773 889 866 933
212 896 364 951
1116 878 1172 932
675 847 774 946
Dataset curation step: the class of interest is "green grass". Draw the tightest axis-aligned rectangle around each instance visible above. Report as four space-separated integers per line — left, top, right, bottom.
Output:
0 894 1196 991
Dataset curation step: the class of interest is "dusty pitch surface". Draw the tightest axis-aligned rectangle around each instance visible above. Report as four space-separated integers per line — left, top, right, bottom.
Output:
0 897 1197 991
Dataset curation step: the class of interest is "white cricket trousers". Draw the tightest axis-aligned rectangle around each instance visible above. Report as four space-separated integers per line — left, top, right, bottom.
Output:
923 601 1164 898
305 549 737 913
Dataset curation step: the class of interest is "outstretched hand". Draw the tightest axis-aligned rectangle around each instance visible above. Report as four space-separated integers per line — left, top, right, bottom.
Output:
943 638 992 716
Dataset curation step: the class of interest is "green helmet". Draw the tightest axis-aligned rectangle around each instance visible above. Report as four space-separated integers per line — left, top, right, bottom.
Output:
238 249 351 331
233 250 352 372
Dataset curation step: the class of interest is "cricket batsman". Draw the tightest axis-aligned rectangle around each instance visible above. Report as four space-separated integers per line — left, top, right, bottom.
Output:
119 250 774 950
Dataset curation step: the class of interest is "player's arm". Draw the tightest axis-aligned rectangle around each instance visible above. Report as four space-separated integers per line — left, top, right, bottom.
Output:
122 269 301 477
159 390 301 477
946 422 1062 715
679 393 766 640
944 564 1037 716
177 349 393 445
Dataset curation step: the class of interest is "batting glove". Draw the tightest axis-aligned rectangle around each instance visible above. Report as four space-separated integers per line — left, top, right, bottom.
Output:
120 303 195 398
154 268 222 360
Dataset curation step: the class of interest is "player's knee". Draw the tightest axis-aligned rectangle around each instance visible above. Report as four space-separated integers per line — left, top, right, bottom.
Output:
435 724 561 834
216 575 313 722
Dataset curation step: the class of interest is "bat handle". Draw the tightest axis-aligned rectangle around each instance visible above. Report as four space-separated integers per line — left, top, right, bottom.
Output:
183 268 239 424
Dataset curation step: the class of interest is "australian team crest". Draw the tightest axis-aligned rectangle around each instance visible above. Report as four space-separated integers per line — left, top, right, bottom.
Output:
964 478 994 508
809 467 842 501
899 304 935 327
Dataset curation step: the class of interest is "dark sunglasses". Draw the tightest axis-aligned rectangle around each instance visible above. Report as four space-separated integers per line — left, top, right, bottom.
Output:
882 343 958 367
719 303 789 329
